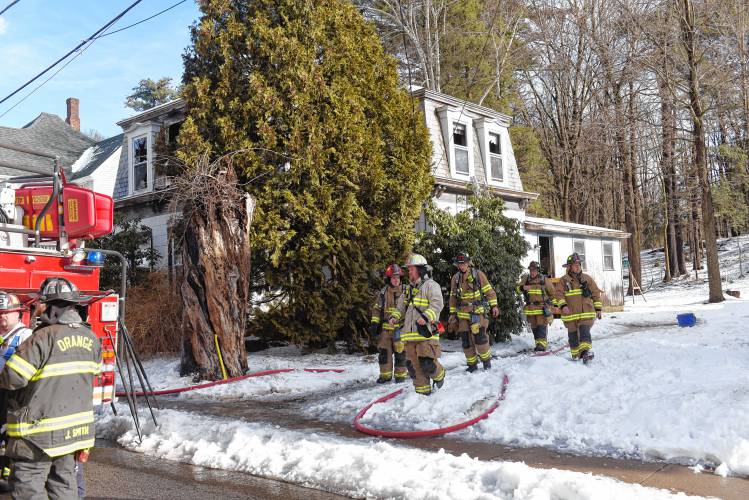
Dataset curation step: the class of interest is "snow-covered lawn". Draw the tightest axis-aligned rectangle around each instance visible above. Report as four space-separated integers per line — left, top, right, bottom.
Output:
97 407 706 500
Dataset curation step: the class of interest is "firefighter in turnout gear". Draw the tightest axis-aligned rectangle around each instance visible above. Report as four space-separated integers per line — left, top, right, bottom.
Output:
448 253 499 372
554 254 603 363
0 292 33 491
369 264 408 384
388 254 445 395
516 262 556 352
0 278 101 500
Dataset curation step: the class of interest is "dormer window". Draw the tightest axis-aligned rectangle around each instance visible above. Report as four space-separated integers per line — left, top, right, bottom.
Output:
488 132 503 181
132 136 148 192
453 123 469 175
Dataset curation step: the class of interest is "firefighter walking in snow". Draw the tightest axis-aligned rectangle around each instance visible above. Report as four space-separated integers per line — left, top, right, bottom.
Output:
516 262 555 352
0 278 101 499
448 253 499 372
388 254 445 395
554 254 603 363
369 264 408 384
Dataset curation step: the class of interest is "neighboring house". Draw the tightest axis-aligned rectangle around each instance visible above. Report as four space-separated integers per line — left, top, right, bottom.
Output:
411 88 629 308
111 100 185 268
0 99 94 180
109 89 629 307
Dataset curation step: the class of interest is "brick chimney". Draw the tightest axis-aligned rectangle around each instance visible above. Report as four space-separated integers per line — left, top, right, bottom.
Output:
65 97 80 131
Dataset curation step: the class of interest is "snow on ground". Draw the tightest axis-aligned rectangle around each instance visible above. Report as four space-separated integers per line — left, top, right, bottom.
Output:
97 407 707 500
305 277 749 477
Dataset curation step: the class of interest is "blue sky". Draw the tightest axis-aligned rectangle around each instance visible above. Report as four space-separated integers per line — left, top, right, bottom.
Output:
0 0 200 137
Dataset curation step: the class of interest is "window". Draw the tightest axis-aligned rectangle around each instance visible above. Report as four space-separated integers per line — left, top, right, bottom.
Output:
488 132 503 181
573 240 586 269
453 122 469 175
603 242 614 270
132 136 148 192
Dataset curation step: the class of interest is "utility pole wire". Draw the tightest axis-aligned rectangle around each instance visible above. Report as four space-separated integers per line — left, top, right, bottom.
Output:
0 0 21 17
0 0 143 106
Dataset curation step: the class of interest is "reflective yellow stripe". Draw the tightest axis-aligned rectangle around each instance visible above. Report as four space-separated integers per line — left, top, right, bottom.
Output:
433 368 445 382
579 342 592 350
6 355 37 380
449 307 457 313
411 298 429 306
488 299 497 306
480 284 492 293
527 290 543 295
525 310 544 315
536 339 548 347
382 323 396 331
391 311 402 319
466 355 478 364
401 332 440 342
478 350 491 361
7 410 94 436
593 302 603 308
371 317 381 324
415 386 431 394
424 308 437 322
565 290 583 296
31 361 101 381
42 438 96 458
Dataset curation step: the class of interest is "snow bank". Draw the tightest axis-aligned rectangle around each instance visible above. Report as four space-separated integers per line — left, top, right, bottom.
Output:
97 407 705 500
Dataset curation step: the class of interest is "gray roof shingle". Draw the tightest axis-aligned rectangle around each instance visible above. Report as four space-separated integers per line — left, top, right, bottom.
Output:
0 113 95 178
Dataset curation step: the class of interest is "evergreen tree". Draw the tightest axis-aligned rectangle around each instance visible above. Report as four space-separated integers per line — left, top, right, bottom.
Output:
179 0 433 347
124 77 180 111
414 192 529 342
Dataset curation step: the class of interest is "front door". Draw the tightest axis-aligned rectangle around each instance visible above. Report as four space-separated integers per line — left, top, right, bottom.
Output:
539 235 554 277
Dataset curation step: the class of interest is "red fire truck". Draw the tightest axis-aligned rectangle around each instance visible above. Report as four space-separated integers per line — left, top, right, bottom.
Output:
0 142 155 437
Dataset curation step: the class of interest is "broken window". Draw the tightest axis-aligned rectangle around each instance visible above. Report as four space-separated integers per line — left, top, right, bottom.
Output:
489 132 502 181
573 240 586 269
453 122 469 174
133 136 148 192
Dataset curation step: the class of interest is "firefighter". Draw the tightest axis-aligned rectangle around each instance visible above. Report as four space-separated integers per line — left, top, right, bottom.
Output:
554 253 603 363
448 253 499 372
0 278 101 500
516 262 556 352
0 292 33 491
388 254 445 395
369 264 408 384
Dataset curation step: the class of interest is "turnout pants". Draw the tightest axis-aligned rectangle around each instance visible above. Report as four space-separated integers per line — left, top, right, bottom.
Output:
527 312 550 350
459 315 491 366
11 451 76 500
377 331 408 382
405 341 445 395
565 322 593 359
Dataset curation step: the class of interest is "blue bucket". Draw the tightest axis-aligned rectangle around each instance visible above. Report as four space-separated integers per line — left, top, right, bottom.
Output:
676 313 697 327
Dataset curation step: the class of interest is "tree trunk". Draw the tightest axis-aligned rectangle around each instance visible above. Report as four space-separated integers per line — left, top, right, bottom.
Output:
680 0 723 302
180 168 254 379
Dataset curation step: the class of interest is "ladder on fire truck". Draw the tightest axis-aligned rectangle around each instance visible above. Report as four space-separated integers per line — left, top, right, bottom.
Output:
0 141 158 441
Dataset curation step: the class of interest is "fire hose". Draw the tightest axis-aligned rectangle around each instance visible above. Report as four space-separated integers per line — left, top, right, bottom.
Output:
353 344 569 439
115 368 345 397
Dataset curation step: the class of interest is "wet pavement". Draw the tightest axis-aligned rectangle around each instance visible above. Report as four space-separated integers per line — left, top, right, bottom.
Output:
0 442 349 500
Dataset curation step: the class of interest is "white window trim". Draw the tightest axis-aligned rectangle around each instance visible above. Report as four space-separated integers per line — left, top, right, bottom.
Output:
437 107 474 180
602 241 615 271
475 118 505 186
572 239 587 270
126 123 160 196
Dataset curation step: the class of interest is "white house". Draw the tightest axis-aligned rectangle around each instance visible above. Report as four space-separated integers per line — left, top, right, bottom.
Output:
84 89 628 307
412 88 629 308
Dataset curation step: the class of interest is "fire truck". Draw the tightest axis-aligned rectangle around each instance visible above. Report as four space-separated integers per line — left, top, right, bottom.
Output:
0 142 156 437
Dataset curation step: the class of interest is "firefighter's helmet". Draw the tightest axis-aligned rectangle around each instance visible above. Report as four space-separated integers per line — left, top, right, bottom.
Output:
384 264 403 278
0 292 23 313
452 252 471 266
528 261 540 270
37 278 90 304
403 253 428 267
563 253 583 268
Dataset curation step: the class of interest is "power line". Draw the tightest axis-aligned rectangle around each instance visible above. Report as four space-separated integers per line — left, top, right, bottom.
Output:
0 0 21 16
95 0 188 39
0 0 144 106
0 41 94 120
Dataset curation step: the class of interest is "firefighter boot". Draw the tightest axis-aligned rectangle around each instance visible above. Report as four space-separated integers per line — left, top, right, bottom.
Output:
465 363 478 373
581 350 595 364
482 358 492 370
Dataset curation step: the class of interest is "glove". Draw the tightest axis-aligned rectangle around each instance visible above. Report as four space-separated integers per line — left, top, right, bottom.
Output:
561 306 570 315
447 315 458 334
491 306 500 318
394 341 404 353
368 324 379 337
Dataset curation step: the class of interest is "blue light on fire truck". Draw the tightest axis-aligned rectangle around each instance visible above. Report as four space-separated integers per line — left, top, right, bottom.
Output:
86 251 105 266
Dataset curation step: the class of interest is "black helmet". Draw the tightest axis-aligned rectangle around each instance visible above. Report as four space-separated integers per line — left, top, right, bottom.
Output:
452 252 471 266
37 278 90 304
563 253 583 268
528 261 540 270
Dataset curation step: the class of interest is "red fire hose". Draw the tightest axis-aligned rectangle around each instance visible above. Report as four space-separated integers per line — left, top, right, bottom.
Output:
115 368 345 397
353 344 569 439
